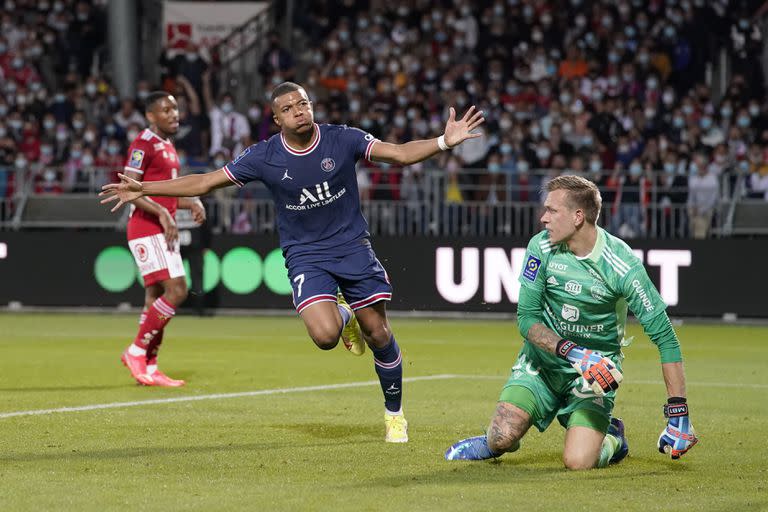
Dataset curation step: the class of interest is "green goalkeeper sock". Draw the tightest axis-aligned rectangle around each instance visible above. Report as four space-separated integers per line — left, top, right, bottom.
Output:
598 433 621 468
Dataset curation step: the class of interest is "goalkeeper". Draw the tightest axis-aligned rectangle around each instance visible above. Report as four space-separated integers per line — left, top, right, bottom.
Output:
445 175 698 469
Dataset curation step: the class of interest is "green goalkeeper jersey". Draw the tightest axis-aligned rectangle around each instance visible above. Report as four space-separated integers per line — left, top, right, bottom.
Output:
518 227 669 367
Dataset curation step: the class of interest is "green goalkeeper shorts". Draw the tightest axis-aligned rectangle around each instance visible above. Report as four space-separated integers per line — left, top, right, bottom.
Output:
498 345 616 434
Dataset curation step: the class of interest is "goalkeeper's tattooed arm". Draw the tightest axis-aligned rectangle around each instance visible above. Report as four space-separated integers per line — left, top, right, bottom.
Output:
526 323 623 396
525 323 562 354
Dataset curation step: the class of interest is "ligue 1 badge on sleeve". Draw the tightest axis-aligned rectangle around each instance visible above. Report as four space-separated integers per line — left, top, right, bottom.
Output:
321 157 336 172
523 255 541 282
233 146 251 164
128 149 145 168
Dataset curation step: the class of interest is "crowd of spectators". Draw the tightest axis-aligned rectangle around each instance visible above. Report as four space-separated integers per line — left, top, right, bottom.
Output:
2 0 768 238
290 0 768 237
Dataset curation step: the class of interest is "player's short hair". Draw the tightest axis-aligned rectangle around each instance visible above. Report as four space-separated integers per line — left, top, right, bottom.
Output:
270 81 304 103
144 91 174 113
546 175 602 224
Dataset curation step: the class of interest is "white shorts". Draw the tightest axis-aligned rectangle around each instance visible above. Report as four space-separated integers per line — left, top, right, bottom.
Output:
128 233 185 286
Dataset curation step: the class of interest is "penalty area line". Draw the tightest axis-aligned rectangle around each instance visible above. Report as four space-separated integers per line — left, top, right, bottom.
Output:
0 374 460 420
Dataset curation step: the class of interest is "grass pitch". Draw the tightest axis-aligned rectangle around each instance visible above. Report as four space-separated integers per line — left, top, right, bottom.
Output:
0 313 765 511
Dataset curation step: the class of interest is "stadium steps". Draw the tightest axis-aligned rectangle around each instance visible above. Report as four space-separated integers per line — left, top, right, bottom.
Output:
729 199 768 235
17 194 125 228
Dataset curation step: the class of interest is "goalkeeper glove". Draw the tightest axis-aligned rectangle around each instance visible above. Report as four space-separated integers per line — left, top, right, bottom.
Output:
658 397 698 459
556 339 623 396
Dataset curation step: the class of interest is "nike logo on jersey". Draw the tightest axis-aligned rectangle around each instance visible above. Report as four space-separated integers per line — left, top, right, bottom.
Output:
282 169 292 180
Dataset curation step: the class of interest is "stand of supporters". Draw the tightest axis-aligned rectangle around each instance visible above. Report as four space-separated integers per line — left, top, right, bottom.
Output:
2 0 768 238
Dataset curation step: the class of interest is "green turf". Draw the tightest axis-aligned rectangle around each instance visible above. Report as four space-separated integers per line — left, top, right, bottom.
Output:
0 313 765 511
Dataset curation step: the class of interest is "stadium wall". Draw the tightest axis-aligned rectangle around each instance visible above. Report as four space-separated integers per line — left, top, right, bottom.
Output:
0 233 763 318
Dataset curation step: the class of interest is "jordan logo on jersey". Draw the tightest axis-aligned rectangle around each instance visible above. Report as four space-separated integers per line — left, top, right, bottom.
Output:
282 169 293 180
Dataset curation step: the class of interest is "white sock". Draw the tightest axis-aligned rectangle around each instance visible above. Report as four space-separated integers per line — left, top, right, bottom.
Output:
128 344 147 357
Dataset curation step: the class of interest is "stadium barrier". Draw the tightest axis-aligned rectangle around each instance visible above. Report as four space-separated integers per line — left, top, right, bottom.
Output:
0 232 764 318
1 167 730 239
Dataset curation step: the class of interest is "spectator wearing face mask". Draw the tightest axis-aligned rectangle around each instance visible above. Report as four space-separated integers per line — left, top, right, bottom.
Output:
611 158 645 238
160 42 209 102
114 100 145 130
75 148 97 192
687 152 719 239
258 31 295 86
203 67 250 157
4 53 39 87
35 168 63 195
80 76 111 125
62 140 85 192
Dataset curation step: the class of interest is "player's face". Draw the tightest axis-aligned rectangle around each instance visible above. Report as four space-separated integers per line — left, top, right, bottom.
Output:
147 96 179 137
272 89 314 134
541 189 580 244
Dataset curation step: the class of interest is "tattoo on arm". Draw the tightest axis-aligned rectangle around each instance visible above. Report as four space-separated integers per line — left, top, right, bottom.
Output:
526 322 562 355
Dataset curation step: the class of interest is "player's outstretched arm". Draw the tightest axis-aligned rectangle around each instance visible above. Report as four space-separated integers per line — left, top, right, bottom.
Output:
100 169 231 212
657 362 698 459
370 106 484 166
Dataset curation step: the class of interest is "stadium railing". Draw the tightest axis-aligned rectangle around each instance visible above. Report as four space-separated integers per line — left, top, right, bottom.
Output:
0 167 738 239
210 3 274 111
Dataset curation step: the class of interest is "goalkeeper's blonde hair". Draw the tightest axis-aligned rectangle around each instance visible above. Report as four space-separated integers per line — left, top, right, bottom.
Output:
546 175 602 225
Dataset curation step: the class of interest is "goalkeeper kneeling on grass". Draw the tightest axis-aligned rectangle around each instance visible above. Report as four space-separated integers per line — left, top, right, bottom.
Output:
445 176 698 469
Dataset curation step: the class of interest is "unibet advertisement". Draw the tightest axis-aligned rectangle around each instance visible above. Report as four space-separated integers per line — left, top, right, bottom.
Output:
0 233 765 317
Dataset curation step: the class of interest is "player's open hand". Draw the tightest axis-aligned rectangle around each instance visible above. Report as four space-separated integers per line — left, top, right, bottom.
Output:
99 173 144 212
443 106 485 148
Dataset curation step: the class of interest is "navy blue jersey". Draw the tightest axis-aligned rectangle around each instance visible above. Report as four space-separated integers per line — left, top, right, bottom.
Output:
223 123 378 264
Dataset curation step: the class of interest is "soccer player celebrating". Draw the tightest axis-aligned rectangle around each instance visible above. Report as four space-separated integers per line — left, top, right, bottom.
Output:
101 82 484 442
445 175 698 468
120 91 206 387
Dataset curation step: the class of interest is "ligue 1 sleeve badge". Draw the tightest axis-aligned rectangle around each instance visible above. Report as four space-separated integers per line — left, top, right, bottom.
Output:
523 255 541 281
321 157 336 172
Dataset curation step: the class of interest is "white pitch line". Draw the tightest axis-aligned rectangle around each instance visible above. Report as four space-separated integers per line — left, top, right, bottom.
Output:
0 374 459 420
2 373 766 420
450 374 768 389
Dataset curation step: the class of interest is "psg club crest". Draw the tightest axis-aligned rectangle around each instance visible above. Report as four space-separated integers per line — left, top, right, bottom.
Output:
321 157 336 172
